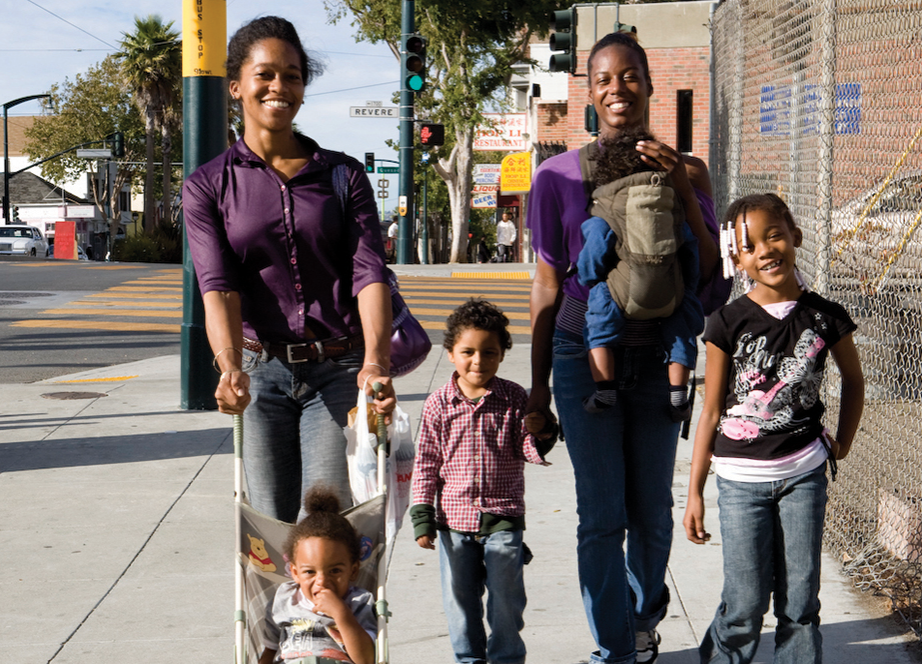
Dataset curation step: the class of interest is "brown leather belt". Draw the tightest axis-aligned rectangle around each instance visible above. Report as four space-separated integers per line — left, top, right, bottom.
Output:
243 334 364 363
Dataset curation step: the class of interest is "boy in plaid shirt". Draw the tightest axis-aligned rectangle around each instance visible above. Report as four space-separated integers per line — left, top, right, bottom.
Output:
410 299 556 664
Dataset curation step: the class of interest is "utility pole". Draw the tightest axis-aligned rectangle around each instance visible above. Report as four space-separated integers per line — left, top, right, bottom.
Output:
180 0 227 409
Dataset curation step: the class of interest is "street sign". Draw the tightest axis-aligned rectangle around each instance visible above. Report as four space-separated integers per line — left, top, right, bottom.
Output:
377 179 390 188
378 167 400 174
76 149 113 158
350 106 398 118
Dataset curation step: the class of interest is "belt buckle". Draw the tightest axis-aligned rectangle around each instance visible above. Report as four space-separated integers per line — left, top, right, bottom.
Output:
286 342 310 363
313 339 325 363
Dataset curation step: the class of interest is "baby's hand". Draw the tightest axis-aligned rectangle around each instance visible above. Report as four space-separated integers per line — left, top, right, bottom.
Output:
311 587 348 621
416 534 435 550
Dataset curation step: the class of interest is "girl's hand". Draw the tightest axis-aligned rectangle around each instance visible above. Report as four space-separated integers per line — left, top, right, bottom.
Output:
416 534 435 550
214 370 251 414
824 432 850 460
683 497 711 545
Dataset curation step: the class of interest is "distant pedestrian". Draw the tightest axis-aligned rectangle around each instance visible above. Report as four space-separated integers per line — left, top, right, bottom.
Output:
410 299 556 664
386 216 398 263
684 193 865 663
496 211 517 262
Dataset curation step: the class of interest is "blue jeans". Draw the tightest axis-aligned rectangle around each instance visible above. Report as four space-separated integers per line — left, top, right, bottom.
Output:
700 465 827 664
241 347 362 523
438 529 527 664
553 328 679 664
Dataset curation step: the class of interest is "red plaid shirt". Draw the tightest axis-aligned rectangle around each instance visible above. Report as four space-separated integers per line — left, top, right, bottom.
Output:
411 374 547 532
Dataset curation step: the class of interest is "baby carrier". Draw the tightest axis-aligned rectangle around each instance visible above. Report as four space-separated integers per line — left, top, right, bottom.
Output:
579 141 687 320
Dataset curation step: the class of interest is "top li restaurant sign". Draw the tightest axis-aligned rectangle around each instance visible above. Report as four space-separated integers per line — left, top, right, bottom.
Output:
473 113 527 151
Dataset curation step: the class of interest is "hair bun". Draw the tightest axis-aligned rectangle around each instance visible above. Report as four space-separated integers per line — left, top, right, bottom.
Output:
303 485 342 515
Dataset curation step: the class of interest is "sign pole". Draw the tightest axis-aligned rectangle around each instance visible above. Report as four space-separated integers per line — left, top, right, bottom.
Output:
180 0 227 410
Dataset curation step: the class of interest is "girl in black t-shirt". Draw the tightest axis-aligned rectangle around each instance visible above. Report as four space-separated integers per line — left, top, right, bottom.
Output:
683 193 864 663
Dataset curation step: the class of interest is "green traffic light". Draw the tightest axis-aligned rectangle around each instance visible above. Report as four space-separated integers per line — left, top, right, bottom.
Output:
407 74 424 92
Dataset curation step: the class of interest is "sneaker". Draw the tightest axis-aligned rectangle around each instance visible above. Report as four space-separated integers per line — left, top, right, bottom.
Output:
635 629 661 663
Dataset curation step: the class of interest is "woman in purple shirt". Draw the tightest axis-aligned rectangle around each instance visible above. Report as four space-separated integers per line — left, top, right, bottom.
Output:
526 33 718 664
184 16 395 522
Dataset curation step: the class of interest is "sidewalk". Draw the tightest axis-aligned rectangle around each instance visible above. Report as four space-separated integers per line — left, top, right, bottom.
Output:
0 266 918 663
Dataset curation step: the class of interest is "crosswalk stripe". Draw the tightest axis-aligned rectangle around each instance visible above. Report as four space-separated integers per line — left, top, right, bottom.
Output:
12 319 180 333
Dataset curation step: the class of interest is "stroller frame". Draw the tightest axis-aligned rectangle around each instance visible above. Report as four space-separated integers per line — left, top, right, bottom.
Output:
233 406 391 664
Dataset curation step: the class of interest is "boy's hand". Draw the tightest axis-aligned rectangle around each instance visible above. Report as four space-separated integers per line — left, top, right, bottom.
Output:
416 534 435 550
683 497 711 545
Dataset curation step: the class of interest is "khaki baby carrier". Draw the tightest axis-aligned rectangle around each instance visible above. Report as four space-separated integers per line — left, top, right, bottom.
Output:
579 142 687 320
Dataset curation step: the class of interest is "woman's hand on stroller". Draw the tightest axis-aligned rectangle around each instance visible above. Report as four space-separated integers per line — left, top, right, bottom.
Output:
214 369 251 414
359 369 396 419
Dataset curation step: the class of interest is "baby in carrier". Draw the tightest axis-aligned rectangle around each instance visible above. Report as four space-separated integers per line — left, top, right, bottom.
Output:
577 126 704 421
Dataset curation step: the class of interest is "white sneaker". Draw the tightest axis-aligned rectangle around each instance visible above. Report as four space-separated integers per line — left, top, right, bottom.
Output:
635 629 661 663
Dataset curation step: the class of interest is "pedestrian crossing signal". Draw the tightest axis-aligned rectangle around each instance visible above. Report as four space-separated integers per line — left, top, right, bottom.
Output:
420 123 444 147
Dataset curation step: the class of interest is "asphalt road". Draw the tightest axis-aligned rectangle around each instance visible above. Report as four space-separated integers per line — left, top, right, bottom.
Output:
0 258 536 385
0 257 184 383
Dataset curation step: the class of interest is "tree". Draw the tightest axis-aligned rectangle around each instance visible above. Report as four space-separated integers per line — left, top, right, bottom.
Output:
23 55 144 243
326 0 565 262
118 15 181 234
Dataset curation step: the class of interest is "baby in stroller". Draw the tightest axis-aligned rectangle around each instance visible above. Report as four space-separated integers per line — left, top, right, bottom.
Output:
258 486 376 664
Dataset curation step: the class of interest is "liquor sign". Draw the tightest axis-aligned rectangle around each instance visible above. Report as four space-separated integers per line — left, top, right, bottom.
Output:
473 114 527 151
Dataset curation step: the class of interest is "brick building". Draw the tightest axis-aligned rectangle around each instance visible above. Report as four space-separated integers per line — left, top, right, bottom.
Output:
524 1 715 164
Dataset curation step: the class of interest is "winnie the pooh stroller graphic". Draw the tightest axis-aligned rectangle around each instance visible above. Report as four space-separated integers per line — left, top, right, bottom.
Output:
232 383 413 664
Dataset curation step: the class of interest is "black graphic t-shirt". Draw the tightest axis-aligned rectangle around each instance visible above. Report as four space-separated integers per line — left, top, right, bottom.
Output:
703 292 856 461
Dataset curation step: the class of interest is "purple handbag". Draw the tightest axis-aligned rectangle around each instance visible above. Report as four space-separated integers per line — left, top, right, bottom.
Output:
388 270 432 377
331 163 431 376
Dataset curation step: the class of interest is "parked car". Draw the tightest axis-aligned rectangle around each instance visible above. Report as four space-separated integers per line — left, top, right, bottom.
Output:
830 171 922 290
0 225 49 257
46 243 88 260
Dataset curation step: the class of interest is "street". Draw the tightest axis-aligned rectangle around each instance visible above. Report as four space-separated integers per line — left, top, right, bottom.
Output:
0 258 534 384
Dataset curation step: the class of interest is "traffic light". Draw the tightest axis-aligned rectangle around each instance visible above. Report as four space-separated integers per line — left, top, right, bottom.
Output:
364 152 375 173
549 8 578 74
112 132 124 158
403 33 426 92
584 105 599 136
420 123 444 147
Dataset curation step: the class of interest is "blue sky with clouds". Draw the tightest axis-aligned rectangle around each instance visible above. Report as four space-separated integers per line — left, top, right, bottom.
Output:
2 0 400 162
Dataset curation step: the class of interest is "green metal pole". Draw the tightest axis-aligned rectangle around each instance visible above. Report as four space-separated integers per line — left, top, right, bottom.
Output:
397 0 415 264
180 0 227 410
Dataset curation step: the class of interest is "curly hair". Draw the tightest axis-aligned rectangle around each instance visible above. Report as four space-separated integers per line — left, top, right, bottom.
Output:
593 125 656 190
226 15 323 85
587 31 651 87
442 299 512 352
284 485 361 564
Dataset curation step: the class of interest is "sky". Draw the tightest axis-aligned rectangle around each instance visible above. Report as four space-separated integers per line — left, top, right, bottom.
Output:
1 0 400 164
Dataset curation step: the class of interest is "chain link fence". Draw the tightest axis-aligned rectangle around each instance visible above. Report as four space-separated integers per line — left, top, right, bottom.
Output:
711 0 922 638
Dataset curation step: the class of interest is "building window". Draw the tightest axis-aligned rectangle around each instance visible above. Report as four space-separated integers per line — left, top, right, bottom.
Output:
677 90 693 153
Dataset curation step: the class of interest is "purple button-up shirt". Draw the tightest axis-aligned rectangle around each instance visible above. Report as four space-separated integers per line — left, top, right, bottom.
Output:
183 135 389 343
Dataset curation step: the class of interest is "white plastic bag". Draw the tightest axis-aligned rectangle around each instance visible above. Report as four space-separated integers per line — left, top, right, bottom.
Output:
344 389 415 547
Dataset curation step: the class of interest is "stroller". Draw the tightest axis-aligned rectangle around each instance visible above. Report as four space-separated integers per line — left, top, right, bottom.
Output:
232 385 401 664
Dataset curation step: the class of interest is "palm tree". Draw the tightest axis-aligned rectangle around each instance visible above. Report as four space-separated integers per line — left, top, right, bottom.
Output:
118 15 181 234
